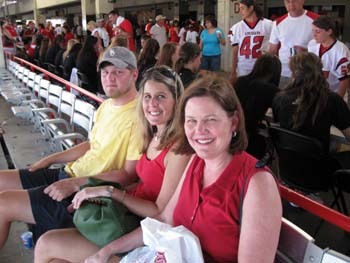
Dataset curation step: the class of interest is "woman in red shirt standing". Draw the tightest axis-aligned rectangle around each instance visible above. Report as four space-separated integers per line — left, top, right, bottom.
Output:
2 19 19 54
63 25 75 44
168 20 179 43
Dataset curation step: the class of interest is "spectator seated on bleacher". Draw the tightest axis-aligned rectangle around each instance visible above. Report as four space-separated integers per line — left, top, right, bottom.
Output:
273 52 350 171
76 35 99 93
0 47 141 247
235 53 281 159
175 42 201 88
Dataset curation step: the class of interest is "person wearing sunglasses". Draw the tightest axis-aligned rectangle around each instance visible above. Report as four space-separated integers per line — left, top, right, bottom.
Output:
34 66 190 263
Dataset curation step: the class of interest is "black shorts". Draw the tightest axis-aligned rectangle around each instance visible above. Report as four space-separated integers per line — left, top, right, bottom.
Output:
19 168 75 241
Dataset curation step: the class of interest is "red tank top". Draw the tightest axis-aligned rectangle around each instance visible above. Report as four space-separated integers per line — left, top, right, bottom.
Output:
129 147 171 202
3 25 17 47
173 151 268 262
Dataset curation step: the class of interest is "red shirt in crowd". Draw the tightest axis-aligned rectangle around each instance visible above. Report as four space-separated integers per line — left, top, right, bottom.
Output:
2 24 17 47
114 18 136 52
168 26 179 42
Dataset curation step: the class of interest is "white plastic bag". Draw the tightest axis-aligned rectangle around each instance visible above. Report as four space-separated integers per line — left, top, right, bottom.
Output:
120 217 204 263
120 246 157 263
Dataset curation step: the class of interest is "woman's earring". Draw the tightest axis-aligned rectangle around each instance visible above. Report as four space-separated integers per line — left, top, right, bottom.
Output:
232 131 237 138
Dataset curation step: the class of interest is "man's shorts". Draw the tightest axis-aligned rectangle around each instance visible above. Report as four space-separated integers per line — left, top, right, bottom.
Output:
19 168 75 241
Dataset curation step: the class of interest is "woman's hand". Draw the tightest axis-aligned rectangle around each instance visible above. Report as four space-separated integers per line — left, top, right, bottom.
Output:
71 186 110 209
85 247 117 263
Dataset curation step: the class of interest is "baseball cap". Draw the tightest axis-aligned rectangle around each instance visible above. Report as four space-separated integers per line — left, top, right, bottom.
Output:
98 46 137 70
155 15 166 22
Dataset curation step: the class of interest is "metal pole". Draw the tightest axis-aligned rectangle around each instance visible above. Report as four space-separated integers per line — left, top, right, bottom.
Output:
5 0 9 19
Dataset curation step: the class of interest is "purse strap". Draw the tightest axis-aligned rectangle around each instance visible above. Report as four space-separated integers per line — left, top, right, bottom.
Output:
239 159 274 231
239 173 247 233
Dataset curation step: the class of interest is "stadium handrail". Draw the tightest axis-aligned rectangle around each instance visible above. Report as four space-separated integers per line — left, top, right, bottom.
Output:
280 184 350 232
3 51 104 104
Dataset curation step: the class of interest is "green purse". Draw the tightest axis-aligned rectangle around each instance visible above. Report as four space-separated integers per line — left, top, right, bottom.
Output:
73 177 141 247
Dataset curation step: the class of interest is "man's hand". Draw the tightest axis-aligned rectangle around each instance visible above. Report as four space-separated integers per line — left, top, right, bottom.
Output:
28 158 51 172
44 178 80 201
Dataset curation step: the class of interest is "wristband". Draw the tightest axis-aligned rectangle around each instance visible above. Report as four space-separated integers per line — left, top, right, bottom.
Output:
106 185 114 197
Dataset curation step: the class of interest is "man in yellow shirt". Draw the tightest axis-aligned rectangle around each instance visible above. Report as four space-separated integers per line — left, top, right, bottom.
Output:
0 47 141 247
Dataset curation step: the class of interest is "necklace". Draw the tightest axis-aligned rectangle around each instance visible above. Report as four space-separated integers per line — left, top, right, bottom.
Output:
154 133 160 141
154 130 164 141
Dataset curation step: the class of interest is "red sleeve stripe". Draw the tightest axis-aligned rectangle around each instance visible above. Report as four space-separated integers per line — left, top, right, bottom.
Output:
275 13 288 26
306 10 319 20
336 57 349 70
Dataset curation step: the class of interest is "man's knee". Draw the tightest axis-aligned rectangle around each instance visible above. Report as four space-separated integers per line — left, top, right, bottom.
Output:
0 169 22 191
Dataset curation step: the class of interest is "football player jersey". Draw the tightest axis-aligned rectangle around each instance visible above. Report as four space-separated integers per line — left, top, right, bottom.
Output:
308 39 350 92
269 10 318 77
229 18 272 76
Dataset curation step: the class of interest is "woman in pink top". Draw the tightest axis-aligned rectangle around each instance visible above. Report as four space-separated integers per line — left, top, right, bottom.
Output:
34 66 190 262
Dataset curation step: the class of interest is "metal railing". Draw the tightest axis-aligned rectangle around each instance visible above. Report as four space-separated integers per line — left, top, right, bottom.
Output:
3 51 104 104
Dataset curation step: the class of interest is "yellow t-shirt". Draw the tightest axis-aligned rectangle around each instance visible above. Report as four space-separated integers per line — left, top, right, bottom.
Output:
65 98 141 177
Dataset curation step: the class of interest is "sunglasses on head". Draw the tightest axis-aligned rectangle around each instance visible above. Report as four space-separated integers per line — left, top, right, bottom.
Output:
144 66 182 100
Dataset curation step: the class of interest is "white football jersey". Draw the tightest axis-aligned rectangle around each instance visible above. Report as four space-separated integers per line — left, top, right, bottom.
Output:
229 18 272 76
308 39 350 92
269 10 318 77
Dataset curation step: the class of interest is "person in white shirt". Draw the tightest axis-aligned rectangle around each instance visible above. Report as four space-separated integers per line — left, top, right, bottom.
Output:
178 22 188 46
150 15 167 49
228 0 272 85
268 0 318 89
308 15 350 97
54 24 63 36
185 24 198 44
92 19 110 48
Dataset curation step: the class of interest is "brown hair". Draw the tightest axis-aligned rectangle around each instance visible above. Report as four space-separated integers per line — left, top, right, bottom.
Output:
175 42 201 73
156 42 178 69
278 52 330 129
174 75 247 154
240 0 263 19
312 15 338 39
109 35 128 48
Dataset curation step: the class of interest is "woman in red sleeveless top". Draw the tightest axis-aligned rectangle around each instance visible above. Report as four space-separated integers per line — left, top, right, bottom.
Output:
170 75 281 262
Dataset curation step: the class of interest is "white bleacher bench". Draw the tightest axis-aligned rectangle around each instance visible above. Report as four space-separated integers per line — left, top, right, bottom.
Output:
276 218 350 263
11 78 50 122
49 99 95 152
41 90 76 152
1 67 34 104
